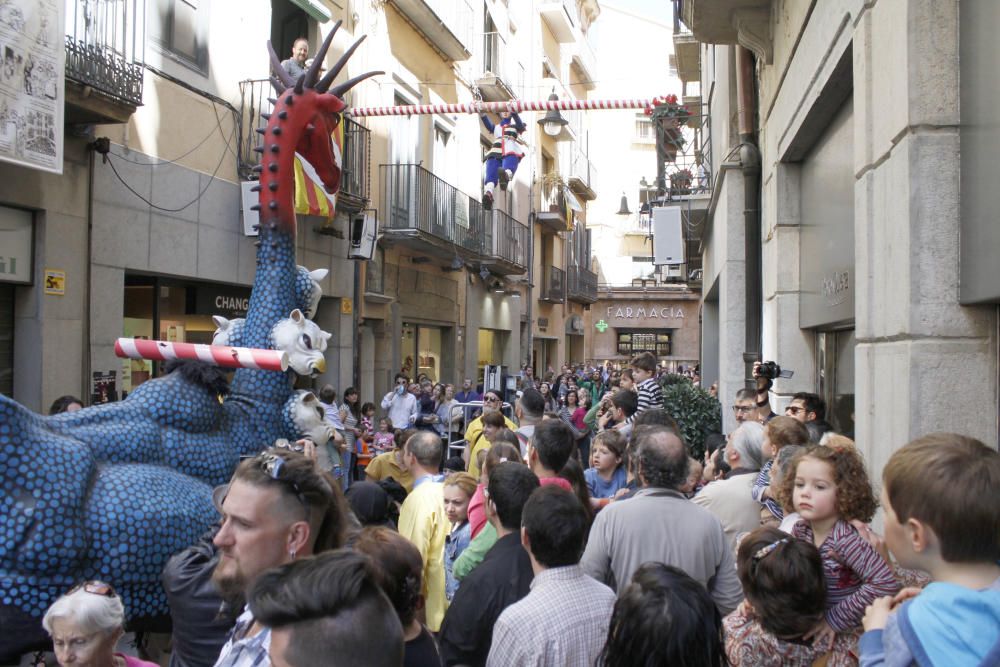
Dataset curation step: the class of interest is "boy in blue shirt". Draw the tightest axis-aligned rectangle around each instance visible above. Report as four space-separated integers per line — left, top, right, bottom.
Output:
860 433 1000 667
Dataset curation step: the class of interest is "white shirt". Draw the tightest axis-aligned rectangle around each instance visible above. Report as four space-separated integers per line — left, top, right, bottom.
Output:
381 389 419 429
213 607 270 667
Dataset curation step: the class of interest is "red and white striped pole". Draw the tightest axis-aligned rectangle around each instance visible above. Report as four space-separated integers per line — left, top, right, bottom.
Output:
115 338 289 372
348 98 656 118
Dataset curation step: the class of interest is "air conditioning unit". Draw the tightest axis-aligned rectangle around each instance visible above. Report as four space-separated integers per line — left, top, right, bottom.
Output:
652 206 684 265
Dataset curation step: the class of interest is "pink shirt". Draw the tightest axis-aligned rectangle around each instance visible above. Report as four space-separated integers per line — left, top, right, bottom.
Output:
468 484 487 538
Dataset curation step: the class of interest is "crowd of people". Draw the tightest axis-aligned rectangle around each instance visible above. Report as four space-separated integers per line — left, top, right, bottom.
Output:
34 350 1000 667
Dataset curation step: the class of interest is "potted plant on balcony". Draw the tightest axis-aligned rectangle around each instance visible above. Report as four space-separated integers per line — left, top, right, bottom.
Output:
646 94 691 163
669 168 693 195
539 172 566 211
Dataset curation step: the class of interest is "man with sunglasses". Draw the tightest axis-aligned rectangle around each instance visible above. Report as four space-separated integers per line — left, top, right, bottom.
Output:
212 449 343 667
381 373 419 432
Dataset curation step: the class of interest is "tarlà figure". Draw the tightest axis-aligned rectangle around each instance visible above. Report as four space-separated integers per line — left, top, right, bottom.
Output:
481 108 525 210
0 22 380 661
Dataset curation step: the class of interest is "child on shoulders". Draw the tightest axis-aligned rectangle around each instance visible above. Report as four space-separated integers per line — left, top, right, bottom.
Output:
778 443 900 645
860 433 1000 667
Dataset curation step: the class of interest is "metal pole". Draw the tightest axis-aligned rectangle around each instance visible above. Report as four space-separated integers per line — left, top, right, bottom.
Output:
349 98 658 117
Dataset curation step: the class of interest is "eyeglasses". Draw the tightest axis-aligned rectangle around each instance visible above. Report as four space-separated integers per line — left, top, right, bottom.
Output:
785 406 805 415
484 396 500 403
68 581 117 598
397 379 407 385
731 405 755 414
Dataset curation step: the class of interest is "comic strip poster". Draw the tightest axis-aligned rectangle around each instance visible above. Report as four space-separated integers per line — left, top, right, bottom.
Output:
0 0 63 173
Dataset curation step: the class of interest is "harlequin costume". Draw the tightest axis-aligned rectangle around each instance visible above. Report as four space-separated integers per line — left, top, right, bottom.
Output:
481 111 526 210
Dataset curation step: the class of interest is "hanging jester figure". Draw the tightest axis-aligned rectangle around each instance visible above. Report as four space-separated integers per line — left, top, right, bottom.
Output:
0 22 381 661
481 103 526 210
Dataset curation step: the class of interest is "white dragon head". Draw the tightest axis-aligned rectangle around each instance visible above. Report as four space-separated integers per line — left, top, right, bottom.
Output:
296 266 328 319
283 390 333 446
271 309 331 376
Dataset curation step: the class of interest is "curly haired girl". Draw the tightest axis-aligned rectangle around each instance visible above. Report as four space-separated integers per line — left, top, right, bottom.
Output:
778 444 899 646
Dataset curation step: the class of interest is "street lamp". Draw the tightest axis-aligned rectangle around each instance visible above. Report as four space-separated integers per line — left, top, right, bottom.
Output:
616 192 631 215
538 90 569 137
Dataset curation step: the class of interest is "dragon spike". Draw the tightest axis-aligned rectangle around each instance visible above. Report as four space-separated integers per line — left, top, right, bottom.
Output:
305 20 342 89
268 97 277 105
250 184 261 192
329 70 385 99
269 77 286 95
316 34 368 93
293 74 305 95
252 147 264 154
267 40 295 89
260 112 271 121
305 123 316 133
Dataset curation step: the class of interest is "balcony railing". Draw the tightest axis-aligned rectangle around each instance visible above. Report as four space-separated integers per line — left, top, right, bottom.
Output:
655 101 712 200
238 79 371 208
541 266 566 303
485 208 530 269
535 179 570 233
567 265 598 303
381 163 529 273
381 163 482 253
65 0 144 111
566 141 597 200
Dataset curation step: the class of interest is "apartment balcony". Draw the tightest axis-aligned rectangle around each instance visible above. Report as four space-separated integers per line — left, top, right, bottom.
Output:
388 0 473 61
380 163 528 274
238 79 371 211
539 0 578 43
566 143 597 201
535 179 572 233
568 37 598 91
476 32 525 102
673 31 701 84
567 265 598 303
678 0 773 64
483 208 530 275
540 265 566 303
64 0 144 124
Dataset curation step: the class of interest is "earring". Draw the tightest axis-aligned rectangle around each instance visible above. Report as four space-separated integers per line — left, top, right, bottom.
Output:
290 548 297 560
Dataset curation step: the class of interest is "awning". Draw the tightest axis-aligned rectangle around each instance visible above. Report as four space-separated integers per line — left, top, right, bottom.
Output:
290 0 331 23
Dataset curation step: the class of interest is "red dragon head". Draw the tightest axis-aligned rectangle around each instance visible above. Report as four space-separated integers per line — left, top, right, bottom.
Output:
266 22 381 195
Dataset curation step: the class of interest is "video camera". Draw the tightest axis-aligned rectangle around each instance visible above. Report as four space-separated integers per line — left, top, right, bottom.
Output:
757 361 794 381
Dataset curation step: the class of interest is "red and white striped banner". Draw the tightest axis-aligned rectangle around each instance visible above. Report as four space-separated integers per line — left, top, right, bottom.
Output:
348 98 655 118
115 338 289 372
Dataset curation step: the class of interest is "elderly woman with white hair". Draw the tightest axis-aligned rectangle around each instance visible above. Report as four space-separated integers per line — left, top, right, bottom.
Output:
42 581 158 667
692 420 766 552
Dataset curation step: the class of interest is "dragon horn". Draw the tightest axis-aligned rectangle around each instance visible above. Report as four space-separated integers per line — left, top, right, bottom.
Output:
269 76 286 95
329 70 384 99
305 20 342 89
316 34 368 94
293 73 305 95
267 40 295 89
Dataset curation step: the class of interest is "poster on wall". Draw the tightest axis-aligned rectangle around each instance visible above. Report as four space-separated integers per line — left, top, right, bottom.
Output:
91 370 118 405
0 0 63 173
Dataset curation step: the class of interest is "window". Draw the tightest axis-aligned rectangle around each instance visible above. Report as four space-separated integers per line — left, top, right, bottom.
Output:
150 0 210 73
617 330 672 357
635 114 653 140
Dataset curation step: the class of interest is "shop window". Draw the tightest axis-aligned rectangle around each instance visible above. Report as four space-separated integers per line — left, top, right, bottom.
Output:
616 329 672 357
401 323 444 382
122 275 249 396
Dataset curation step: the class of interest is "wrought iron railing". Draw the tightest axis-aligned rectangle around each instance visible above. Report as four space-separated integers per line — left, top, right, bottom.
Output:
381 163 483 253
542 266 566 302
656 101 712 200
484 208 529 269
64 0 144 106
536 180 569 223
567 265 598 302
567 141 597 192
238 78 370 205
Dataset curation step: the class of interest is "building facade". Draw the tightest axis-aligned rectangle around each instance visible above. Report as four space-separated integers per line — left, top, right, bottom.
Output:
683 0 999 459
585 1 706 370
1 0 603 412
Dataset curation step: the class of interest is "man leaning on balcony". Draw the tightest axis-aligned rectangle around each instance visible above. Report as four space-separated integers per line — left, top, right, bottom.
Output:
281 38 309 80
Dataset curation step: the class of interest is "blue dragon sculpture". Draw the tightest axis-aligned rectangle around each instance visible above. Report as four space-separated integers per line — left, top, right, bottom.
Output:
0 24 380 660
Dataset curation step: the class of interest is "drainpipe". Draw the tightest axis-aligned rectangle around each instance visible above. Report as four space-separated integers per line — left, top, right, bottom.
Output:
736 46 761 388
526 173 535 373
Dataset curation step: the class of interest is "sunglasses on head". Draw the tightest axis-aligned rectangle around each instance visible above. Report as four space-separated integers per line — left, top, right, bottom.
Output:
68 581 116 598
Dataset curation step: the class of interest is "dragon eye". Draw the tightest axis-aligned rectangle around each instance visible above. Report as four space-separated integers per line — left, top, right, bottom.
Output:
301 333 313 350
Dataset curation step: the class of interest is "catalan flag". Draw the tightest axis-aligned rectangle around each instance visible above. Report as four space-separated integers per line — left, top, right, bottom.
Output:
293 122 343 218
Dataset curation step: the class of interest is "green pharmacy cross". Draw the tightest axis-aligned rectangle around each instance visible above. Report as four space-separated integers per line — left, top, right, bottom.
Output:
595 319 609 332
